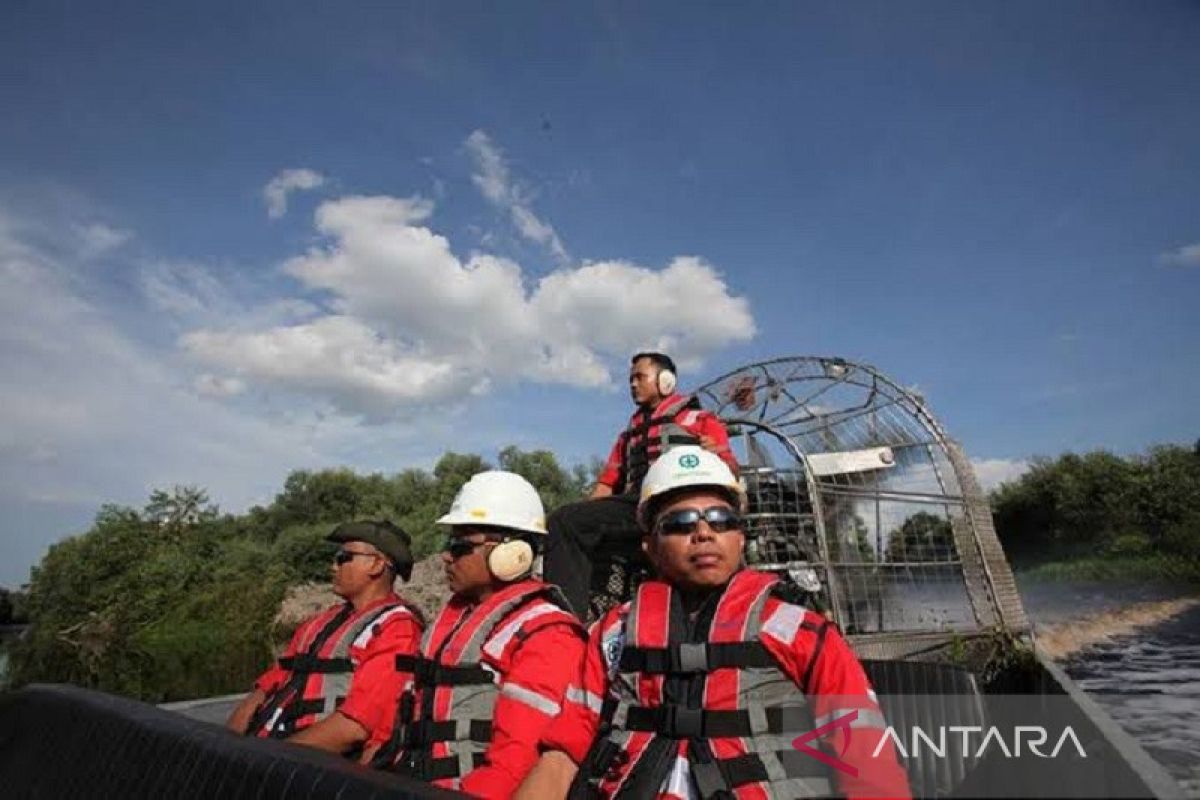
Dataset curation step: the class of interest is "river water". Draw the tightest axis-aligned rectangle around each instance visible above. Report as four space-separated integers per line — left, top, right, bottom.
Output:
1018 577 1200 794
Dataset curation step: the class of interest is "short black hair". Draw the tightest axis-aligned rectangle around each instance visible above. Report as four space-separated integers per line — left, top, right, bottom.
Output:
631 352 676 375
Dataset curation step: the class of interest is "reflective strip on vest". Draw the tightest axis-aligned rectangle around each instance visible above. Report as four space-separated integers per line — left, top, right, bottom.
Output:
501 681 562 716
352 604 413 650
482 601 563 660
566 685 604 714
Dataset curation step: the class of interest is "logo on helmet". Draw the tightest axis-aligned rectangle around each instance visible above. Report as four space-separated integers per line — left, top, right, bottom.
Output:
679 453 701 469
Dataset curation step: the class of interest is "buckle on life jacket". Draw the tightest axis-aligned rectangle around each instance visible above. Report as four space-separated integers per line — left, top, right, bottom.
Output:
665 706 704 738
673 642 708 672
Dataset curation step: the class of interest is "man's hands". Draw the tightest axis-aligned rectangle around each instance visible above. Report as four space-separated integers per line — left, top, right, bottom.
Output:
225 689 266 734
514 750 579 800
287 711 369 754
589 483 615 500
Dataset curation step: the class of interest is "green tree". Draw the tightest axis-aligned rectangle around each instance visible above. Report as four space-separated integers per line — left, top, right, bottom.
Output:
0 588 13 625
886 512 954 563
990 442 1200 566
498 446 589 511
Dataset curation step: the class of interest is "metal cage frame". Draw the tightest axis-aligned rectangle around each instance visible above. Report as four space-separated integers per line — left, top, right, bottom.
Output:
694 356 1029 658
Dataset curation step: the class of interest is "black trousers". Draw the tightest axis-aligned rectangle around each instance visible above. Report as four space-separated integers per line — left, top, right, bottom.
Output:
544 494 643 617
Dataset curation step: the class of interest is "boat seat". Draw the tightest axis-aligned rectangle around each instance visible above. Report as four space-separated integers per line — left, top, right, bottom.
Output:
0 683 463 799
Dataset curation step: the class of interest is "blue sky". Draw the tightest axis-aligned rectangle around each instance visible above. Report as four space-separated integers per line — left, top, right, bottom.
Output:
2 2 1197 587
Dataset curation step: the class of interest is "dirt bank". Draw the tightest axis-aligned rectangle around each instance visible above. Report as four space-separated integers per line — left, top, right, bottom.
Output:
276 554 453 630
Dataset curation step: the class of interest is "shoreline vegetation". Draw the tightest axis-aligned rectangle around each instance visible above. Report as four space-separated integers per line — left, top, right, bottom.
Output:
3 439 1197 702
993 441 1200 588
1016 554 1200 584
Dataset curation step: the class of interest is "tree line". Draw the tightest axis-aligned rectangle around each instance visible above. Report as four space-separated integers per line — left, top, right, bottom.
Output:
989 440 1200 571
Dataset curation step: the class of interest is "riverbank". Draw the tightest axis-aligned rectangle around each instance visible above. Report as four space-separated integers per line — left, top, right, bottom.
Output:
1016 553 1200 584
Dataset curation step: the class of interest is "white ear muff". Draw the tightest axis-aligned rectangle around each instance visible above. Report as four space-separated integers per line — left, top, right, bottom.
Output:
487 538 534 582
656 368 677 396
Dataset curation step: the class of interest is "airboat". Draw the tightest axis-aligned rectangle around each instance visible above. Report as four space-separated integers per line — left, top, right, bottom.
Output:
0 356 1185 798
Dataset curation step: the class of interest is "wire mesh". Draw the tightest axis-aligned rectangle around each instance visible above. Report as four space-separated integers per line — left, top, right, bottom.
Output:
694 356 1013 639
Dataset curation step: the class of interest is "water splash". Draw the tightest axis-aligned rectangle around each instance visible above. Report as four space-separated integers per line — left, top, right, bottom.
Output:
1035 597 1200 660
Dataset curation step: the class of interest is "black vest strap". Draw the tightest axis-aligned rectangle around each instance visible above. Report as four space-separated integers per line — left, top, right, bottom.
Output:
396 654 494 687
401 718 493 747
619 641 775 674
277 654 354 674
623 702 812 739
624 705 753 739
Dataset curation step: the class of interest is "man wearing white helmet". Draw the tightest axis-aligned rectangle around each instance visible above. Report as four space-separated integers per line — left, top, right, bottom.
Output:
517 447 910 800
366 470 587 800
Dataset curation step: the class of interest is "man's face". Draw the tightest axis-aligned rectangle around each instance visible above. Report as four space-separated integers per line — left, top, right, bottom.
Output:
629 357 663 407
442 527 497 597
330 541 387 598
642 489 745 592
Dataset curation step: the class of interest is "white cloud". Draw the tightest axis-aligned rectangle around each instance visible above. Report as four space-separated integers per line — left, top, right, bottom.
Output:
140 259 320 330
194 373 246 398
183 316 478 420
75 222 132 257
971 458 1030 491
1159 242 1200 268
140 260 234 319
465 130 568 261
182 192 756 419
263 168 326 219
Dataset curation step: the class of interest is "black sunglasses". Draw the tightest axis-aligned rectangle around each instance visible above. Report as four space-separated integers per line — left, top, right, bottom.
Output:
655 506 743 536
334 549 378 566
443 537 490 560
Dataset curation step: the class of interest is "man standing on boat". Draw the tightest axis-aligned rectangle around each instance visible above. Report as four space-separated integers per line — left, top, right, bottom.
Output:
544 352 738 617
226 520 423 756
517 446 910 800
366 471 587 799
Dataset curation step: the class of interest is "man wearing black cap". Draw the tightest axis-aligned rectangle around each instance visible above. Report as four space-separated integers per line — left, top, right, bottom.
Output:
225 520 423 756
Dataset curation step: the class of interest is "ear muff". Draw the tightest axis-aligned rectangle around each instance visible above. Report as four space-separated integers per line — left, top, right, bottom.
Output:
487 538 534 582
656 368 677 396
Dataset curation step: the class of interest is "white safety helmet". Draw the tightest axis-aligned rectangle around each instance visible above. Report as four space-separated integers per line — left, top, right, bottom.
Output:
637 445 746 531
437 470 547 536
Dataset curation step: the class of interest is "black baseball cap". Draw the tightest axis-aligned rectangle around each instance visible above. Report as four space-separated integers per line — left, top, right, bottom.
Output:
326 520 414 581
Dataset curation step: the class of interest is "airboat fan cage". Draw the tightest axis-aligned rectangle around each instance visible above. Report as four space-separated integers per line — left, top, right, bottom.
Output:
694 356 1029 658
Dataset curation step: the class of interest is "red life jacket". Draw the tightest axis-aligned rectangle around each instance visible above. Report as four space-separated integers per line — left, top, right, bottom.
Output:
248 599 413 739
574 570 834 799
618 394 703 494
377 580 576 787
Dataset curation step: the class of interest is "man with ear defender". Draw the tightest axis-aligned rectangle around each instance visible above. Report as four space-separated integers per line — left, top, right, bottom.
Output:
366 470 587 799
545 351 738 617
